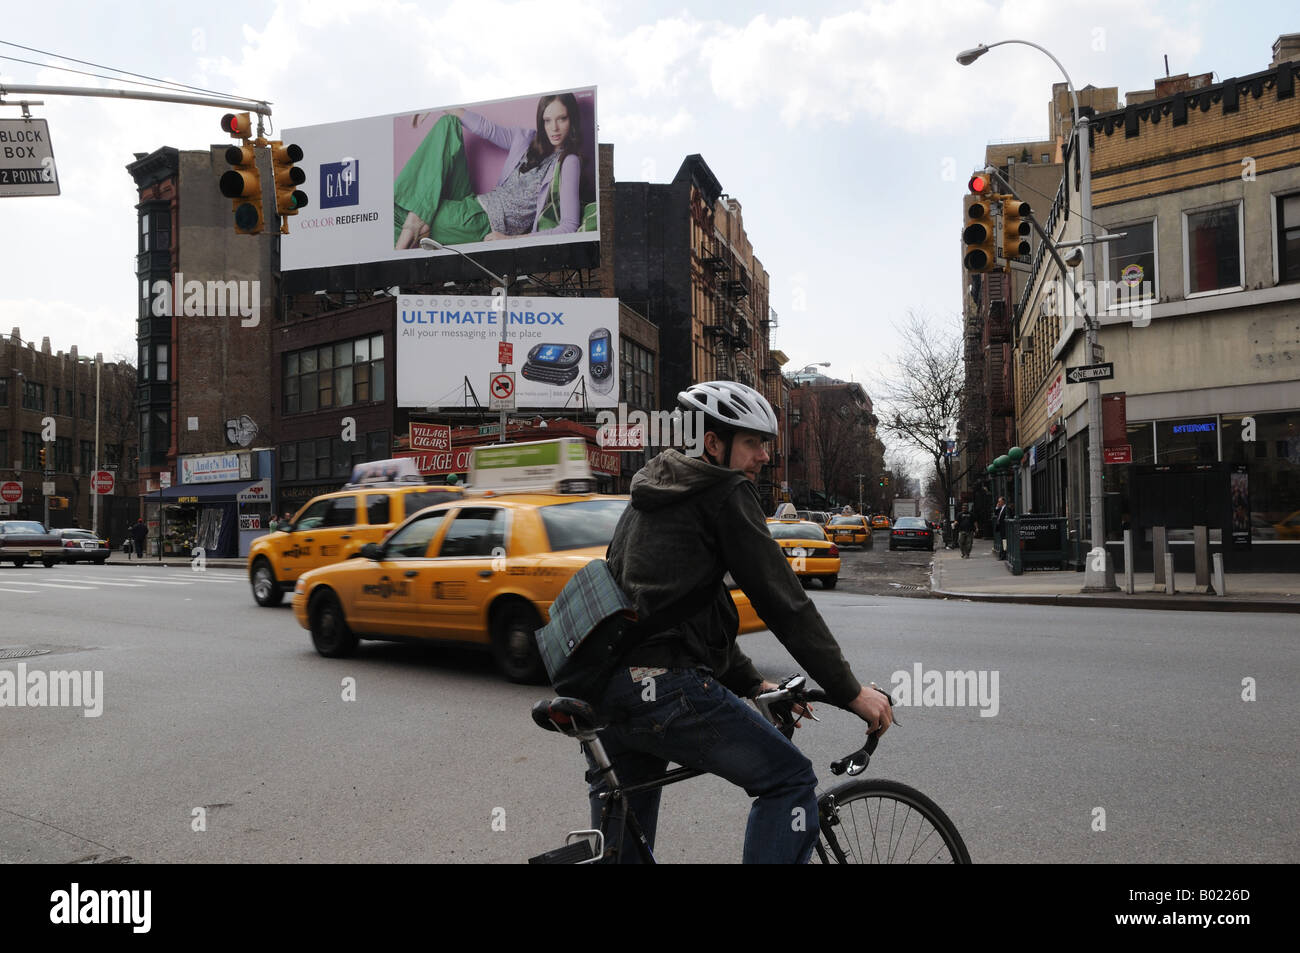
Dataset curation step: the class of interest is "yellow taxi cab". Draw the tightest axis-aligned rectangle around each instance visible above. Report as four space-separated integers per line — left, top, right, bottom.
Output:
248 458 461 607
291 438 767 682
765 517 841 590
825 514 872 549
871 514 892 531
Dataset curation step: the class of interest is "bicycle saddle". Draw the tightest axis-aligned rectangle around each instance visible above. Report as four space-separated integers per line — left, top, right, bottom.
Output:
531 697 607 735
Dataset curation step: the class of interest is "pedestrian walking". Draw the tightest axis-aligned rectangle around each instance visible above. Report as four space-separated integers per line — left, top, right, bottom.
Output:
130 518 149 560
992 497 1008 559
957 506 976 558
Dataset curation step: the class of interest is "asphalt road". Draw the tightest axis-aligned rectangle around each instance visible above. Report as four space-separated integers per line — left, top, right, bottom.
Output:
0 555 1295 864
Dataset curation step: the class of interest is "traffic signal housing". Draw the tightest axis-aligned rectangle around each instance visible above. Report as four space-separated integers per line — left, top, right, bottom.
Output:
221 112 253 140
963 174 997 273
220 140 264 235
269 140 309 230
38 446 47 468
1003 199 1032 262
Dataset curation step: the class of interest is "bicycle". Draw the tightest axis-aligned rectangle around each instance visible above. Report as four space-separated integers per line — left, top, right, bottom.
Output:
529 673 971 864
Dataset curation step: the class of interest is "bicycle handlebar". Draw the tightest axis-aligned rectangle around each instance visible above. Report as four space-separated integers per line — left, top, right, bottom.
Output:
753 675 894 777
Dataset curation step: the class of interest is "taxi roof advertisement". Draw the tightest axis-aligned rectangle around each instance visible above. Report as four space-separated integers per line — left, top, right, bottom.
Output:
281 87 599 272
396 294 620 408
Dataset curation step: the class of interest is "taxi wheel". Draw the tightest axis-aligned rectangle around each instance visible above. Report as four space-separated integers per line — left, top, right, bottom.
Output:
310 591 358 658
821 576 838 590
491 601 546 684
251 559 284 607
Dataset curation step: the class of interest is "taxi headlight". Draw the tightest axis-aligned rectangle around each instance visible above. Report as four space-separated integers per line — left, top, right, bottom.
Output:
294 578 306 595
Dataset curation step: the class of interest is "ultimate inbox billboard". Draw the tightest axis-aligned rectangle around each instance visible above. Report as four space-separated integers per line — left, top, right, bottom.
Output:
396 294 619 409
281 88 598 272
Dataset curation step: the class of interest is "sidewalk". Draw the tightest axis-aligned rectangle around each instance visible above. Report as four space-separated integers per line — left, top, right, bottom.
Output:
930 546 1300 613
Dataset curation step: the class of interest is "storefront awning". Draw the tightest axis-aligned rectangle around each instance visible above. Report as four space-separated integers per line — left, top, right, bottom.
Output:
151 480 260 502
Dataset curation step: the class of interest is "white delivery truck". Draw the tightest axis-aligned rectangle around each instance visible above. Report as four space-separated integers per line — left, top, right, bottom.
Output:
892 497 920 521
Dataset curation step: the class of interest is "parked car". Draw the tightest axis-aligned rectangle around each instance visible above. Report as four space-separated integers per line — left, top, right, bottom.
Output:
52 528 112 564
0 520 63 567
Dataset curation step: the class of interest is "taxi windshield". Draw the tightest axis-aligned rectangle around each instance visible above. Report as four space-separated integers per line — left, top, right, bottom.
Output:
539 498 629 551
768 522 826 541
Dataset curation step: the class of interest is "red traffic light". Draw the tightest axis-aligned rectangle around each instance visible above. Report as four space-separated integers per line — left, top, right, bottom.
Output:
221 112 253 139
968 173 991 194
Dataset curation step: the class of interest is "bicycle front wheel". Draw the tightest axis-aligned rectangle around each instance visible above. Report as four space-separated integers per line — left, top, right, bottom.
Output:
814 778 971 864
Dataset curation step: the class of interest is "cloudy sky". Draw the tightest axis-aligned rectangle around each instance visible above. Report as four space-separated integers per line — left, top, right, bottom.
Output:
1 0 1293 401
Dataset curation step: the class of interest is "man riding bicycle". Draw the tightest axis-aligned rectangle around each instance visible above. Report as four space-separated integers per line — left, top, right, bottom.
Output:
590 380 892 864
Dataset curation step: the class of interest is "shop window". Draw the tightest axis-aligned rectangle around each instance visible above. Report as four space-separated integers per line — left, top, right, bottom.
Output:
1156 417 1218 464
1184 204 1242 295
1221 412 1300 538
1278 192 1300 283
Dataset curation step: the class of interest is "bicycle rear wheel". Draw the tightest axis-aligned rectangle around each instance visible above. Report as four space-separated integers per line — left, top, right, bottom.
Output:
814 778 970 864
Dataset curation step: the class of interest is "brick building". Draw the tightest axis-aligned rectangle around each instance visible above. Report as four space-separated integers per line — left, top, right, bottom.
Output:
127 146 277 557
0 331 137 543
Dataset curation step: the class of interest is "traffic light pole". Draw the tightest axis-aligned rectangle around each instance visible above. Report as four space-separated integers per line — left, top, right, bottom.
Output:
0 84 270 119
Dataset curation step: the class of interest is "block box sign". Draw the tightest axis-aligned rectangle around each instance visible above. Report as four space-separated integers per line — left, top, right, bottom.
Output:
397 295 619 408
280 87 598 271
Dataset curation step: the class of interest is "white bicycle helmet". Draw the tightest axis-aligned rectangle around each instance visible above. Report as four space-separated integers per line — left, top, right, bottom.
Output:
677 380 780 439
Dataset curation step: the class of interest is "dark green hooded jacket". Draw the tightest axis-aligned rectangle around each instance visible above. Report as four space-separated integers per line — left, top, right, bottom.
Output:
606 450 862 706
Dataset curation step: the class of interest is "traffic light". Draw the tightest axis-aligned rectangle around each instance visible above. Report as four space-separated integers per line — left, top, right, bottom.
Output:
49 496 68 510
220 139 264 235
1002 199 1032 262
220 112 253 140
963 174 997 273
38 446 46 469
269 140 309 229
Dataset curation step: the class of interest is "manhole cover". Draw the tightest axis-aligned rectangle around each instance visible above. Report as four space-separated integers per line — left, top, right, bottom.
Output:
0 647 51 659
888 582 927 591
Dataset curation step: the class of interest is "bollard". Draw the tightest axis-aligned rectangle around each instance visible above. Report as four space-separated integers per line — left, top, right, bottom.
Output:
1164 553 1176 595
1193 525 1211 593
1212 553 1226 596
1152 526 1168 591
1122 530 1135 595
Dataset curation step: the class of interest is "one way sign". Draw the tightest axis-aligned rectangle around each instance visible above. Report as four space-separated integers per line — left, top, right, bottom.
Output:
1066 362 1114 384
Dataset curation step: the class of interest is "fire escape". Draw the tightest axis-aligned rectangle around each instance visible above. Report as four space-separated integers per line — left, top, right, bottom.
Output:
701 235 752 384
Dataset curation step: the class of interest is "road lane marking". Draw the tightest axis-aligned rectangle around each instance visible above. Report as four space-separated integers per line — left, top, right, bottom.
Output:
17 582 98 590
0 587 40 593
43 578 148 587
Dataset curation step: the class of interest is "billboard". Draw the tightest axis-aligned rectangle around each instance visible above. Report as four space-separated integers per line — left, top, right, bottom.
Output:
282 88 598 272
396 294 618 409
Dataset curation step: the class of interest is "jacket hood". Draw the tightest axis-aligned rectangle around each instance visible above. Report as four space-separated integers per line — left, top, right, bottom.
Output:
631 450 742 511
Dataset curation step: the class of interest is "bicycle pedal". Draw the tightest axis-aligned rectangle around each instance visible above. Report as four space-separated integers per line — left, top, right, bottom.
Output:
528 841 598 864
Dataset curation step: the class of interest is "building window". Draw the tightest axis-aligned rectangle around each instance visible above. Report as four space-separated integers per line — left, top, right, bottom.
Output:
283 333 385 415
156 344 168 381
54 437 72 473
1184 204 1242 295
66 389 74 417
0 432 6 471
280 442 297 481
80 440 94 475
21 381 44 411
81 393 89 417
52 388 60 415
1156 417 1218 464
0 377 7 407
22 432 41 471
620 338 653 409
1040 153 1050 163
1106 219 1157 304
1277 193 1300 283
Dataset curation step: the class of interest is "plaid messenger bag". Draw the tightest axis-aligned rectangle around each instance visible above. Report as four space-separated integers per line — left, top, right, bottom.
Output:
534 559 638 702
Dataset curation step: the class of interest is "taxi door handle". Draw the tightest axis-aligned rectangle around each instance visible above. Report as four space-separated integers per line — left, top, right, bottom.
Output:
341 534 352 540
304 536 314 542
478 569 493 579
404 570 419 578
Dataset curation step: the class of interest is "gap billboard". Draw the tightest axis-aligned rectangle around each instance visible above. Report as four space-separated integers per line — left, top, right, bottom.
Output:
281 88 598 272
396 294 619 409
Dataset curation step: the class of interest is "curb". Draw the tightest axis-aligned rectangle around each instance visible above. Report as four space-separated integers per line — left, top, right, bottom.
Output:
930 556 1300 613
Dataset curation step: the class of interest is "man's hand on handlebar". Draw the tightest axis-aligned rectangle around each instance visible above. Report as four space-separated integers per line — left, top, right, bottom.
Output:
754 679 814 727
847 683 893 737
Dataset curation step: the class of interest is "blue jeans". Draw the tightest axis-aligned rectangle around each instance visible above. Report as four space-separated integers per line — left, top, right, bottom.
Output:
586 667 820 864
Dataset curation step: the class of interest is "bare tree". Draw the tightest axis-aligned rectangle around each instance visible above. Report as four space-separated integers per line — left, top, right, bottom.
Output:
804 384 876 508
878 312 965 519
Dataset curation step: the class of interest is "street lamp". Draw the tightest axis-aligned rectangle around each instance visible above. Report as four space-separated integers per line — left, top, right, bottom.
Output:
957 38 1116 591
78 354 102 536
419 238 510 444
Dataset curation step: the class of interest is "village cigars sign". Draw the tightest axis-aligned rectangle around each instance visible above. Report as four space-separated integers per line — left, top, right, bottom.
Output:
399 443 619 476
